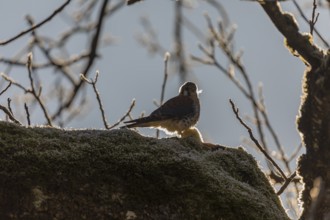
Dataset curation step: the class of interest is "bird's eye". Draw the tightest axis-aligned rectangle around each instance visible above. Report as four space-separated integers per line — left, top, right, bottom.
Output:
183 90 189 96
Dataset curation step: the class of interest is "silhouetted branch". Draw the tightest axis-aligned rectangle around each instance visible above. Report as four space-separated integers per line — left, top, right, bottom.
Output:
0 82 12 96
160 52 170 107
156 52 170 138
229 99 287 180
1 73 29 92
0 105 21 125
81 71 110 129
309 0 320 36
24 103 31 126
109 99 136 129
1 54 53 126
0 0 71 46
277 171 297 195
26 53 53 126
292 0 328 48
7 98 13 115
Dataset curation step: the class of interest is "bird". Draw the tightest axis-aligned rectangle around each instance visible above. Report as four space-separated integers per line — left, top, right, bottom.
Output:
123 82 201 137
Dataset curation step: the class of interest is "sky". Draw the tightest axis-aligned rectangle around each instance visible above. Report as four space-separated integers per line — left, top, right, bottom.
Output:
0 0 329 216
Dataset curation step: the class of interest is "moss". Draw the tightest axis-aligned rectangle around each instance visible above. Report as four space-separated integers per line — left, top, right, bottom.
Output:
0 121 288 219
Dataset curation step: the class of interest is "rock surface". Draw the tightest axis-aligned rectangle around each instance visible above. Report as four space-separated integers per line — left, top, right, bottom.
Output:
0 121 288 219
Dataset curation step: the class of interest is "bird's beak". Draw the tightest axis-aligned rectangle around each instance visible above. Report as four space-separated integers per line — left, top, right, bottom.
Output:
197 89 203 94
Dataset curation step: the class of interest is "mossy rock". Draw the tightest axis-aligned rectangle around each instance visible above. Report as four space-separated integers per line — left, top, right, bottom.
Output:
0 121 288 219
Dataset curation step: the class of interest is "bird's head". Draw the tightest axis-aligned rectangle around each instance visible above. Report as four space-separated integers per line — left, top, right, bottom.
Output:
179 82 202 97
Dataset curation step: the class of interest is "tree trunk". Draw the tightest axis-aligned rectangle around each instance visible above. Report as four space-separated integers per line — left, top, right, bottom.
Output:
297 63 330 219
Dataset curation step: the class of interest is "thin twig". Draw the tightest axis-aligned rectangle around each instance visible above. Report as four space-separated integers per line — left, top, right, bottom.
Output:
156 52 170 138
229 99 287 180
277 171 297 195
0 82 12 96
309 0 320 35
26 53 53 126
292 0 329 48
0 0 71 46
24 103 31 126
1 73 28 92
0 104 21 125
7 98 13 115
81 71 110 129
109 99 136 129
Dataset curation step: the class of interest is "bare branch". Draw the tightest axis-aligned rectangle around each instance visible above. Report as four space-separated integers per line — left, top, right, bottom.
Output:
1 73 29 92
24 103 31 126
0 0 71 46
277 171 297 195
0 82 12 96
109 99 136 130
309 0 320 36
26 53 53 126
81 71 110 129
7 98 13 115
0 104 21 125
292 0 329 48
229 99 287 180
160 52 170 109
156 52 170 138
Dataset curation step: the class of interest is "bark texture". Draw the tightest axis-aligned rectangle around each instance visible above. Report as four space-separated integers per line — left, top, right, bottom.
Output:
0 121 288 219
297 57 330 219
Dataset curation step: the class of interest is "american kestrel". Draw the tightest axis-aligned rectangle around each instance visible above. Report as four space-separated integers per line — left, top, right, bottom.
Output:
123 82 201 136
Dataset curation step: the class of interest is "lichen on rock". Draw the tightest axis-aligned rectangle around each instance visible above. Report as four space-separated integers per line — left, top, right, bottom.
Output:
0 121 288 219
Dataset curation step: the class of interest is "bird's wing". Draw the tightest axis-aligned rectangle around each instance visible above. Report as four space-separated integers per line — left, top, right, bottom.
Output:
150 95 195 120
123 95 195 128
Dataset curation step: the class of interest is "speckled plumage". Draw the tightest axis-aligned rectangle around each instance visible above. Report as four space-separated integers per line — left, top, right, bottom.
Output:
124 82 200 136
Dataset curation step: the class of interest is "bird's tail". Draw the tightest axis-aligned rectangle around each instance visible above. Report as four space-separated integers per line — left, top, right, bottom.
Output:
121 116 155 128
